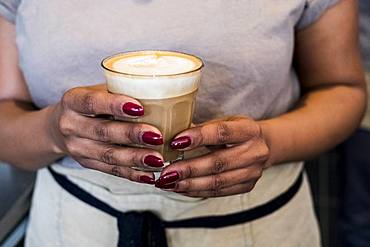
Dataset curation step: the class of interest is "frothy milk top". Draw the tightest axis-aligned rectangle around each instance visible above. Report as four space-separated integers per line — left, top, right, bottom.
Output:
112 54 197 76
102 51 203 99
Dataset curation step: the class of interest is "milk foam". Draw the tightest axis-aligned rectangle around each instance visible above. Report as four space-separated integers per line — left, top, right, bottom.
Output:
103 51 203 99
112 54 197 76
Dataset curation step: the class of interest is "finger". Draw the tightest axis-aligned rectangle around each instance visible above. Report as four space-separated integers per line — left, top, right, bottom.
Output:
178 181 256 198
170 118 261 150
62 86 144 117
160 141 269 179
59 112 163 146
174 167 262 192
67 137 164 169
78 158 156 185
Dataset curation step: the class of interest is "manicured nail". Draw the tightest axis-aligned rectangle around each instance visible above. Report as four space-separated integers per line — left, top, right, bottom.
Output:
159 183 176 190
122 102 144 116
139 176 155 185
170 136 191 149
155 171 180 188
142 132 164 145
144 155 164 167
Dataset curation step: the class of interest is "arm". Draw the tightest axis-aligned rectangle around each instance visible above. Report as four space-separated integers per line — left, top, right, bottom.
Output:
0 16 62 169
261 0 366 165
0 16 163 185
157 0 366 197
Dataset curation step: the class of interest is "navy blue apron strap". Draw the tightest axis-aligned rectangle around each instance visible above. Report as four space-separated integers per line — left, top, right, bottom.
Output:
48 167 120 217
164 170 303 228
47 167 167 247
47 167 303 245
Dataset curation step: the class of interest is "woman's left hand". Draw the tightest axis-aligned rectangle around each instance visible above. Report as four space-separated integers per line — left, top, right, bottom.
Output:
155 116 270 197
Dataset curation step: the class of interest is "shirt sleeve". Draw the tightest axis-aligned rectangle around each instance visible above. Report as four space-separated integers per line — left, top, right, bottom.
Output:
296 0 340 30
359 0 370 69
0 0 21 24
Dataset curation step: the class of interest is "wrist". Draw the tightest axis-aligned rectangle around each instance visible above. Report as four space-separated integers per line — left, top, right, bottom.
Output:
44 103 66 156
258 119 280 167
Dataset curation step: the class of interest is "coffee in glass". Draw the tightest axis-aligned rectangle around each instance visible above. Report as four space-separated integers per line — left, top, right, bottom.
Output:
102 50 203 171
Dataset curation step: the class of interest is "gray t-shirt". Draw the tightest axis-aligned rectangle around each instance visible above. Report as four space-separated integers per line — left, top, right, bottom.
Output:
0 0 338 117
359 0 370 129
0 0 338 200
359 0 370 69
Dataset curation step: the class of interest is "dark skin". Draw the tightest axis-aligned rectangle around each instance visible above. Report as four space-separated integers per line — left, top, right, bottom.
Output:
0 0 366 197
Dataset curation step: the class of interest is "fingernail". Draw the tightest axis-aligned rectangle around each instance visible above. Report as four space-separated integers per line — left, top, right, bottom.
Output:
142 131 164 145
159 183 176 190
139 176 155 185
122 102 144 116
170 136 191 149
144 155 164 167
155 171 180 187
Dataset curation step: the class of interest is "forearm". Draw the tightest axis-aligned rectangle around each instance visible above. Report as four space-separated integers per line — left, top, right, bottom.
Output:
0 100 64 170
260 83 367 166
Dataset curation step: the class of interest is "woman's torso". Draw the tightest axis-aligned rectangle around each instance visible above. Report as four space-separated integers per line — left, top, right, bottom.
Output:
15 0 314 205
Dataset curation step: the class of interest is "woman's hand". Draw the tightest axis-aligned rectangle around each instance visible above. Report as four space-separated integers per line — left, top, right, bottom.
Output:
50 84 165 184
155 116 270 197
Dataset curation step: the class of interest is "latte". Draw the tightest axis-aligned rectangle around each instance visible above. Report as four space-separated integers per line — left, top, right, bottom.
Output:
102 50 203 171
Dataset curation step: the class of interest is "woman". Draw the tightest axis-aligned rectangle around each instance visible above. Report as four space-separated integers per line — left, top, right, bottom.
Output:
0 0 366 246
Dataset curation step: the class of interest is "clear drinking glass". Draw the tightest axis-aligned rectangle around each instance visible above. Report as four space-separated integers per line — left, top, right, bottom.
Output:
101 50 203 171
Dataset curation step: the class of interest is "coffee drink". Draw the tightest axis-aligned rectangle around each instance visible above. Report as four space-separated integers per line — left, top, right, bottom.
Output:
102 51 203 171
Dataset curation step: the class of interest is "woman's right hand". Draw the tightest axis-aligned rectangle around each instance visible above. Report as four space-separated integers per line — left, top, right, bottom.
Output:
49 84 164 185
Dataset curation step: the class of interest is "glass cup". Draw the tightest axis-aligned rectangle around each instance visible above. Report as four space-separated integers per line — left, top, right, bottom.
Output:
101 50 203 171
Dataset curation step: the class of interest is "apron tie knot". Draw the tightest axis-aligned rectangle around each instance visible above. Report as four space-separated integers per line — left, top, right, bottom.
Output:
117 211 168 247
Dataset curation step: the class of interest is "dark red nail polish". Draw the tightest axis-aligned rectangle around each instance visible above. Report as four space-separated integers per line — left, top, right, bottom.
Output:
170 136 191 149
139 176 155 185
142 132 164 145
122 102 144 116
144 155 164 167
158 183 176 190
155 171 180 187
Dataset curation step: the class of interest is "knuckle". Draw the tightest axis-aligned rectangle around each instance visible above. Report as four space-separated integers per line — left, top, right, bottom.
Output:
66 140 79 155
245 183 256 193
183 164 198 178
78 159 93 169
129 124 145 143
77 159 88 168
212 156 228 174
61 88 75 108
210 189 219 197
255 141 270 162
256 168 263 178
107 98 116 115
216 122 231 144
179 180 191 191
111 166 122 177
81 93 96 113
211 174 225 191
125 169 136 181
58 115 72 135
127 149 142 167
243 120 261 141
248 167 263 180
93 122 109 142
194 126 204 146
252 121 263 137
101 147 116 165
